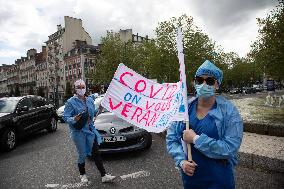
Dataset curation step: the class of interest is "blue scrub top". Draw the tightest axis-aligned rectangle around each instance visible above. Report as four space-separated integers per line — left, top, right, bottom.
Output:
63 95 102 162
182 99 235 189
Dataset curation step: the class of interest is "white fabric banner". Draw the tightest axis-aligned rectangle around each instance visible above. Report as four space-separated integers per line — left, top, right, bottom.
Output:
101 63 182 133
172 27 189 121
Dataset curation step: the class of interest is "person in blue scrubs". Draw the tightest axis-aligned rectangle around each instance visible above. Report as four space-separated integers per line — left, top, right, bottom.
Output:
166 60 243 189
63 79 117 183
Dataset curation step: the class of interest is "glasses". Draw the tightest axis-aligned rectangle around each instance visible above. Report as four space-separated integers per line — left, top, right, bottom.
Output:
195 76 216 86
75 85 86 89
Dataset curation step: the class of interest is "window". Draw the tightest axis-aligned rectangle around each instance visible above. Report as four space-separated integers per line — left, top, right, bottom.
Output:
18 98 33 109
31 97 46 107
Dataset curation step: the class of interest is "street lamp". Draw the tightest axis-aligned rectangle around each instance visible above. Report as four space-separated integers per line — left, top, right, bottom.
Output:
53 84 59 109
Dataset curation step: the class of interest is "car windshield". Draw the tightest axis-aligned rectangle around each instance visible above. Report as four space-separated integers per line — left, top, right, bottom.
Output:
0 98 19 113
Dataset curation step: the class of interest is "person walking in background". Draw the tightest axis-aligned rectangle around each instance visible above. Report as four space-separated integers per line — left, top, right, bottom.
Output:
63 79 117 183
166 60 243 189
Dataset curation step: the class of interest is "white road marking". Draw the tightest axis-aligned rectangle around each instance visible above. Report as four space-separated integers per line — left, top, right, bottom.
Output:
45 171 150 188
120 170 150 180
45 184 60 188
45 181 90 188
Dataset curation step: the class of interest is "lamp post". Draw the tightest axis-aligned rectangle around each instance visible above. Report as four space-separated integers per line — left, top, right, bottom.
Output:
53 84 59 109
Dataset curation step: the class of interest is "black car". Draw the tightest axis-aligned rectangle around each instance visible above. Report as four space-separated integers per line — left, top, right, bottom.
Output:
0 95 58 152
229 88 241 94
94 110 152 154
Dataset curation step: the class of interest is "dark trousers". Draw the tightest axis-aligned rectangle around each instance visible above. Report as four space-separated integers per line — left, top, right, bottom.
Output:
78 140 106 177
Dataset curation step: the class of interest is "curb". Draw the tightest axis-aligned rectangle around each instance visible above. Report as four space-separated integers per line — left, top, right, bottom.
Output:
244 122 284 137
238 151 284 173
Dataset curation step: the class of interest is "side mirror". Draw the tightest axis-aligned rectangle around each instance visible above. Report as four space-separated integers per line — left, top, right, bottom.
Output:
18 106 29 112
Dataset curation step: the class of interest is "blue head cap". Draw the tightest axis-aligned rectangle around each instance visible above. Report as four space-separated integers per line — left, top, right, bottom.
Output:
195 60 223 85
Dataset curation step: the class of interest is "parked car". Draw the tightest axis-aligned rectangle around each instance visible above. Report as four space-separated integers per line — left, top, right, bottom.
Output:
252 84 264 92
57 94 104 123
242 87 256 94
0 95 58 152
94 94 105 109
229 88 241 94
56 105 65 123
94 109 152 154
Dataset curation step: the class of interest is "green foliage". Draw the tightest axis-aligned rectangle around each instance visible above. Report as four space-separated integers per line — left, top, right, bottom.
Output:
93 15 218 87
92 7 282 90
249 0 284 81
93 31 125 84
152 14 218 92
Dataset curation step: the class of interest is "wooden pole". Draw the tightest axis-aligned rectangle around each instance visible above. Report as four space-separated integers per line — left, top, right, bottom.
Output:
177 27 192 161
185 121 192 161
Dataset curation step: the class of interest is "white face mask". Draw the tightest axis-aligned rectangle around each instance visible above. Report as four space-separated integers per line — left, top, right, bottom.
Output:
76 88 86 96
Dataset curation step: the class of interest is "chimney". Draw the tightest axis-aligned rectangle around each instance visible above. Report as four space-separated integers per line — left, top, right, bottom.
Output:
57 24 62 31
42 46 47 58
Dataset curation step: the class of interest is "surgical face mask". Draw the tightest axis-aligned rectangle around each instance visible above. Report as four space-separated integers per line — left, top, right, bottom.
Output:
194 83 215 98
76 88 86 96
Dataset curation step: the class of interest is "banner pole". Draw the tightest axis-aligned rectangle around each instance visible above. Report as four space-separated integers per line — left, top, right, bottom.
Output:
185 120 192 161
177 27 192 161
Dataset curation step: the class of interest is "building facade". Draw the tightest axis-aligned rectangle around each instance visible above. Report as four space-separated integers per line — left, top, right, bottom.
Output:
0 17 151 107
64 40 99 94
118 29 149 43
45 16 92 106
35 46 49 98
0 64 12 97
6 62 20 97
18 49 37 96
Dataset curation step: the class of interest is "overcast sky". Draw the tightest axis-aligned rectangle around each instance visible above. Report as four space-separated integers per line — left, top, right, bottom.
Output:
0 0 279 66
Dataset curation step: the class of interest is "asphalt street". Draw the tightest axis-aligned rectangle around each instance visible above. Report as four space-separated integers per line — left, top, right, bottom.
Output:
0 123 183 189
0 122 283 189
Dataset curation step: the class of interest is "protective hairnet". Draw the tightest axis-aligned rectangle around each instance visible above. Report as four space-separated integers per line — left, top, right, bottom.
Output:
74 79 85 87
195 60 223 85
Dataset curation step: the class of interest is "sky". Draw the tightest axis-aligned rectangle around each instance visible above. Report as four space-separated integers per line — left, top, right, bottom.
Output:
0 0 279 66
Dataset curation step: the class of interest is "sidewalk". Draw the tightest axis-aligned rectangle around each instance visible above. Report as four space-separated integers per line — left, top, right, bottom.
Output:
239 132 284 173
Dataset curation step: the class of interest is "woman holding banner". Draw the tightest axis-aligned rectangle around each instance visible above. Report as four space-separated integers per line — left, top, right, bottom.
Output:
63 79 117 183
166 60 243 189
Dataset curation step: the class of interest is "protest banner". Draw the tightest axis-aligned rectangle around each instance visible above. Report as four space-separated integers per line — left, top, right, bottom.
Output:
176 27 192 160
172 27 189 122
101 63 182 133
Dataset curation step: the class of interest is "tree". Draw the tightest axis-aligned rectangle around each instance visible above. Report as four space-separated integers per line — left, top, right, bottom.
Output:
154 14 217 87
93 14 254 91
93 31 125 85
249 0 284 82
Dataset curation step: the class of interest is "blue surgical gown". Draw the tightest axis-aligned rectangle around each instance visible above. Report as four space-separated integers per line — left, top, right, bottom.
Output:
166 96 243 189
63 95 102 164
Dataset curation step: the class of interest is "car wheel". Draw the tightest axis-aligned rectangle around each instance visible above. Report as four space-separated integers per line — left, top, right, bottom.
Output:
47 116 57 132
143 132 152 149
0 127 17 152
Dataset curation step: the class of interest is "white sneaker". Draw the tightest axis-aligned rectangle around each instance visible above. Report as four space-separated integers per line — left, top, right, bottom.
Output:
102 174 117 183
80 174 88 183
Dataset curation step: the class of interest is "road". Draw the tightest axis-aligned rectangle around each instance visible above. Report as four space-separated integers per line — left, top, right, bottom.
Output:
0 123 183 189
0 122 283 189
